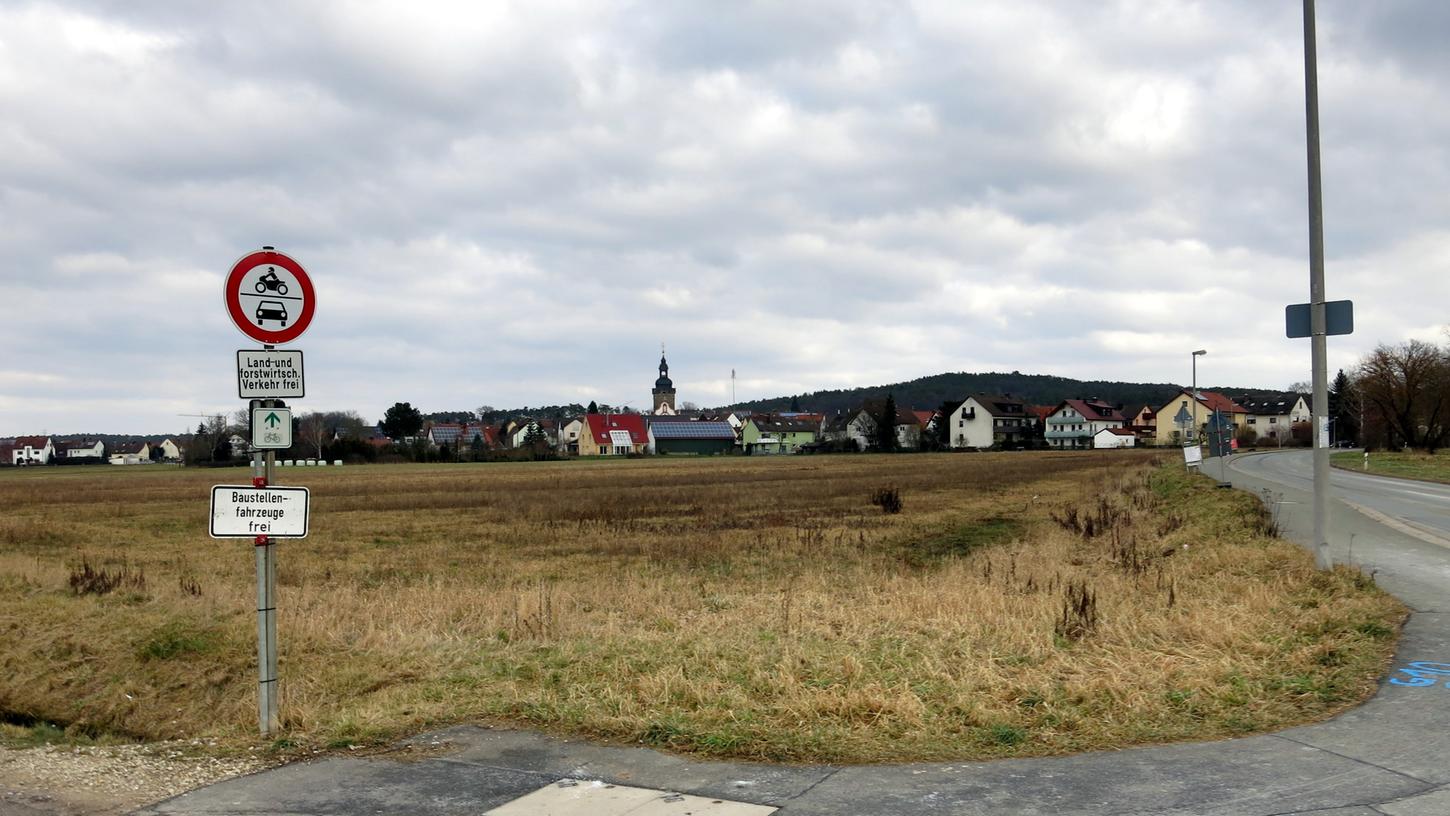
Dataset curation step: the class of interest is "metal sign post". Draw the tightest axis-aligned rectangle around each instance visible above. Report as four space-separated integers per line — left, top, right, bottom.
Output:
255 429 279 735
1303 0 1334 571
215 246 316 737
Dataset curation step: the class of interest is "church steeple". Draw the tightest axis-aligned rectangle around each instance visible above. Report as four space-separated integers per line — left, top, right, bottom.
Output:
652 342 676 414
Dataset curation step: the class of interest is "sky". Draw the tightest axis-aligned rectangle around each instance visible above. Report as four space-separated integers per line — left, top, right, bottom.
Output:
4 1 1450 435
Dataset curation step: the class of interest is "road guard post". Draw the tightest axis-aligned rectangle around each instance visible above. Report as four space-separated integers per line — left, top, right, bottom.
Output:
210 247 315 735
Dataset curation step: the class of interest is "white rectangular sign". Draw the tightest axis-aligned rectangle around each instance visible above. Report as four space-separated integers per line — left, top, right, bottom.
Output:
237 350 305 398
252 407 293 449
1182 444 1203 466
210 485 310 538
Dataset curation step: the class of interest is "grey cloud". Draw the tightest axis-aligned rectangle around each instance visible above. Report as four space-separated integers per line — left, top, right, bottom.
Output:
3 0 1448 433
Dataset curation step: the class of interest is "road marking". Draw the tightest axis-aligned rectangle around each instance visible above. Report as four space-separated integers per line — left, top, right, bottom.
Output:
485 779 777 815
1342 500 1450 552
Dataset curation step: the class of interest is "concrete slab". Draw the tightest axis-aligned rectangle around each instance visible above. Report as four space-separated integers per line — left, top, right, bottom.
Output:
134 755 549 815
486 779 775 815
419 726 832 807
778 734 1430 815
1276 613 1450 784
1376 786 1450 815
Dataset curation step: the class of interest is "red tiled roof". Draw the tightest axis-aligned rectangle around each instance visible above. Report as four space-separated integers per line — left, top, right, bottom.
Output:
1101 427 1136 436
585 413 648 444
1176 389 1245 414
912 410 935 426
1030 405 1055 421
13 436 49 448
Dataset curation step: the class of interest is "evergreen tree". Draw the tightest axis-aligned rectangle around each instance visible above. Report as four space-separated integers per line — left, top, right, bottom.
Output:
875 394 899 452
935 400 957 447
790 395 801 412
587 400 599 414
380 402 424 440
1329 368 1359 445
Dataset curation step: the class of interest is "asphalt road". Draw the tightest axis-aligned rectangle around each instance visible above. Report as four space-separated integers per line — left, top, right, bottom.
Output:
135 452 1450 815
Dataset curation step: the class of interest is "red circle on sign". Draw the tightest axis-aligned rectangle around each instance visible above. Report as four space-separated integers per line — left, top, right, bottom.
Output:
224 249 316 345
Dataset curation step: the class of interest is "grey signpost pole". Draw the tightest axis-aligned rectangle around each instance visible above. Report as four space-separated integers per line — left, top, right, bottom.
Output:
1303 0 1332 570
255 391 280 735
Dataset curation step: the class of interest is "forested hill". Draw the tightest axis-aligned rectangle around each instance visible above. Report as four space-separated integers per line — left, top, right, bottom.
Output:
731 371 1263 416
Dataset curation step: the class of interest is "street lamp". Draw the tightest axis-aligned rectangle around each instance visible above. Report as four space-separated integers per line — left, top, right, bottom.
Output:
1191 350 1207 442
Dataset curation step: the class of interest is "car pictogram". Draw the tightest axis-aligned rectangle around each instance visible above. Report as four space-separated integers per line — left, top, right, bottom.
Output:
256 300 289 326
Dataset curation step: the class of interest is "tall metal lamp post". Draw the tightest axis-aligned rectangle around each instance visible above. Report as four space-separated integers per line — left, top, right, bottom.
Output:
1191 350 1207 442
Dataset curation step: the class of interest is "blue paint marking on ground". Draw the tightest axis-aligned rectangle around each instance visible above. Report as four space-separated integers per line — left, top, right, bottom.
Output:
1388 661 1450 687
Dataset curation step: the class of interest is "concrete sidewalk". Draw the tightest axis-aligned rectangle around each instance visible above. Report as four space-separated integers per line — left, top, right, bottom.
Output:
136 455 1450 815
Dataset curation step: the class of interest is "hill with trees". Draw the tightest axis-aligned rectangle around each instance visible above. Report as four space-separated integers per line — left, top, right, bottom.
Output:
730 371 1273 416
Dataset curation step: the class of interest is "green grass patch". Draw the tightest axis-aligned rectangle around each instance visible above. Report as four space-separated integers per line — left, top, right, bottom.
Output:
1333 449 1450 484
136 621 223 661
899 516 1026 567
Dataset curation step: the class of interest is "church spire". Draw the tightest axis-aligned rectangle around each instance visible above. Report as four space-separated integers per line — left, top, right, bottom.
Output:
652 342 676 414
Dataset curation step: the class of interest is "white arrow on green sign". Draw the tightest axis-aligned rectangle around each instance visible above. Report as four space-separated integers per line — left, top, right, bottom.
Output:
251 406 293 450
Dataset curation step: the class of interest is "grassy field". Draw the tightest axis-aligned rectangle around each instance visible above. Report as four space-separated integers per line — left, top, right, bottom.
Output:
0 453 1403 763
1333 449 1450 484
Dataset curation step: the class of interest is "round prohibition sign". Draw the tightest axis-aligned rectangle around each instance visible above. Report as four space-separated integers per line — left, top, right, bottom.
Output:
224 249 316 345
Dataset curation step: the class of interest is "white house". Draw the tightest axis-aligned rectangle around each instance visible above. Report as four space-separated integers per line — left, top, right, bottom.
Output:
824 403 922 450
1230 393 1311 444
109 441 152 465
559 418 584 453
58 439 106 459
1093 428 1138 449
1044 399 1128 449
944 395 1033 449
153 438 184 461
12 436 54 465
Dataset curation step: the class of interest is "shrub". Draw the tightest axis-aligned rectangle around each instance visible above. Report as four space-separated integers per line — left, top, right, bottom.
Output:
870 485 903 514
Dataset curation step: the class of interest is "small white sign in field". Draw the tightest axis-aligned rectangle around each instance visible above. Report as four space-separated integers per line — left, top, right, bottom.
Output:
209 485 310 538
1183 444 1203 466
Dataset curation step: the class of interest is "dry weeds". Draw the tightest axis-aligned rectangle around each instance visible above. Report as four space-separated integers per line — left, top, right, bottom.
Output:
0 452 1403 763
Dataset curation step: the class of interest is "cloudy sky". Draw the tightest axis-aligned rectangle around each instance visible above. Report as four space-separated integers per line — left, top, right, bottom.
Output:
4 1 1449 435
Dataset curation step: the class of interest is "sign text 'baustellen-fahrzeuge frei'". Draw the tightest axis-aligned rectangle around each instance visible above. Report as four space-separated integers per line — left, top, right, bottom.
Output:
209 486 310 538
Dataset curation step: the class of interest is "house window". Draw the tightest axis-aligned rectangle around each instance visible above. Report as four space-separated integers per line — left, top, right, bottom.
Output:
1247 417 1256 424
1269 417 1278 424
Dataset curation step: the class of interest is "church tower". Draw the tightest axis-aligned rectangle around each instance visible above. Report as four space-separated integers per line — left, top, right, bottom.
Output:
652 345 677 415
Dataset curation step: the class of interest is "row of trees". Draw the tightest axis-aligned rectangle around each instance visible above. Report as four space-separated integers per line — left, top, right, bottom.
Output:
186 409 372 465
1351 338 1450 451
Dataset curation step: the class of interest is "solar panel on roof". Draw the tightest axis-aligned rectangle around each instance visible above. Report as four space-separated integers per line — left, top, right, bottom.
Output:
650 421 735 439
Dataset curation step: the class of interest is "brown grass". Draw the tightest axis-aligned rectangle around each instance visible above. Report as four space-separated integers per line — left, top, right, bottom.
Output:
0 453 1404 762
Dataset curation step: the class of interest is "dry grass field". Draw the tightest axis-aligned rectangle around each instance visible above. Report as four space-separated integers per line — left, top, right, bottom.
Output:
0 452 1404 763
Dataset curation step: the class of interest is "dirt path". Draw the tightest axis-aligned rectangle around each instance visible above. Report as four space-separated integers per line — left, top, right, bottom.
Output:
0 743 269 816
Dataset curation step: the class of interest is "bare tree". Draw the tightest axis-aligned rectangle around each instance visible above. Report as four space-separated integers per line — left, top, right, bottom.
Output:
299 413 330 459
1355 340 1450 451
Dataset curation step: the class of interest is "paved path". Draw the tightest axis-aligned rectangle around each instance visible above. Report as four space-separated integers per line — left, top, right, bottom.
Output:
137 452 1450 815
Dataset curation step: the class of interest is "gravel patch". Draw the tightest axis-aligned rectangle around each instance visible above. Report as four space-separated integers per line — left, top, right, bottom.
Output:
0 742 271 815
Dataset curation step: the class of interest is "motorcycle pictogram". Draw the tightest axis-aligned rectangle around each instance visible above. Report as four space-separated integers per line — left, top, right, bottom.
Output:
255 268 290 295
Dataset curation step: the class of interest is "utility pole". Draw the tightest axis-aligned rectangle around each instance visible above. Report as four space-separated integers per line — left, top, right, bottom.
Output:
1303 0 1332 570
